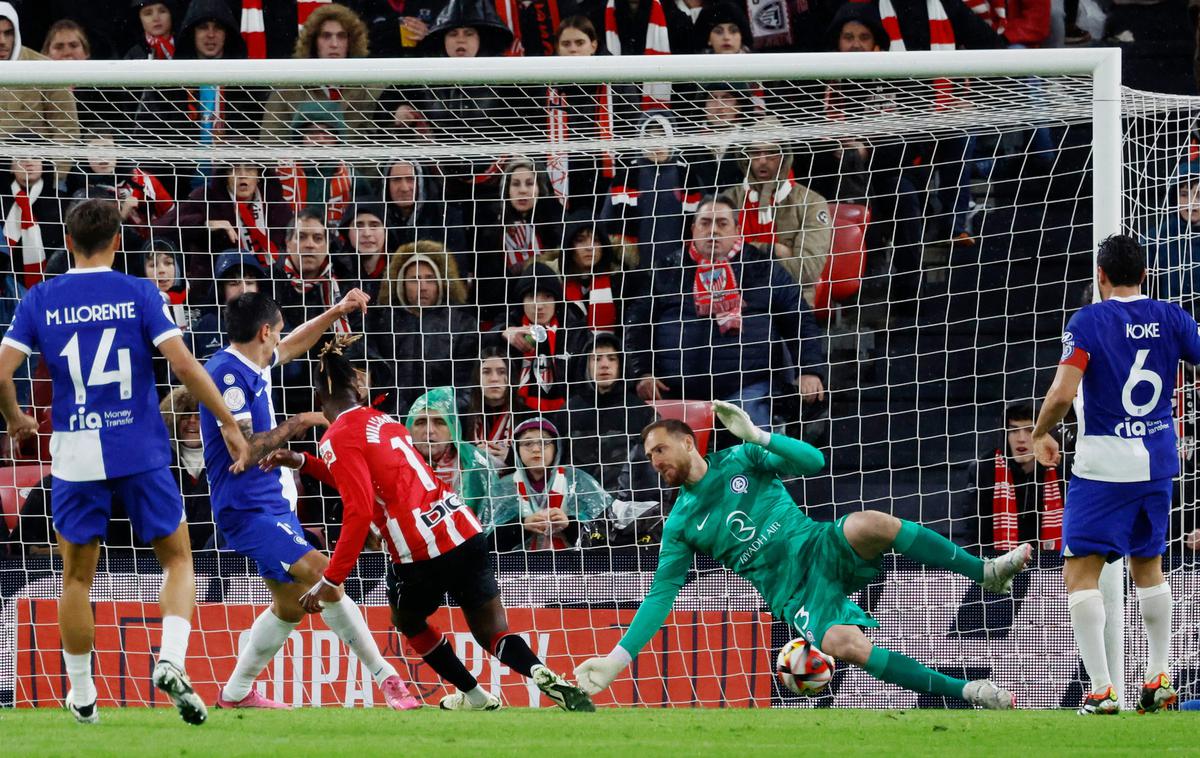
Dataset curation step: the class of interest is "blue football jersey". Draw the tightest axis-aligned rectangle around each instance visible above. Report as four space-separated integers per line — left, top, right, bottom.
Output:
200 346 297 519
1061 295 1200 482
1 267 181 482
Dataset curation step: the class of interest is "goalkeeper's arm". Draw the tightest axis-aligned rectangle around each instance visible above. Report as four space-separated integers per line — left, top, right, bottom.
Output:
712 400 824 476
574 537 694 695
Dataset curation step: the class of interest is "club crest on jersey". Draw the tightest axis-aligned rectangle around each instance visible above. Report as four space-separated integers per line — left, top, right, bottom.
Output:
318 439 336 466
729 474 749 494
1060 332 1074 362
222 387 245 411
223 373 236 386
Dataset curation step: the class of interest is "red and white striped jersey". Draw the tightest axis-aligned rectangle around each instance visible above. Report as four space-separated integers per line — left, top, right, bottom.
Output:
301 406 482 583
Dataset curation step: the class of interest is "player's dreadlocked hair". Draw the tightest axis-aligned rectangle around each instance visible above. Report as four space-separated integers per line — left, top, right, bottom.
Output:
316 333 363 400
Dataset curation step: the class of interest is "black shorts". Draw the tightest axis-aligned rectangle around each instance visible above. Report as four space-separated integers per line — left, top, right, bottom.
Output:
385 534 500 618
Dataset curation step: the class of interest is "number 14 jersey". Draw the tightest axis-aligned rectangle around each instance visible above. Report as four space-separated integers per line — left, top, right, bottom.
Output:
1061 294 1200 482
301 406 482 584
1 267 180 482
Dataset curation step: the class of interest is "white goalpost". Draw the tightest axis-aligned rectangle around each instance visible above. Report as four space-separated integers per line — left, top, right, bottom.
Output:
7 47 1197 712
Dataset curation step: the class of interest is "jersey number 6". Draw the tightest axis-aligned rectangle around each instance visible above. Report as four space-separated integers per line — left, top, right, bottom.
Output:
1122 349 1163 417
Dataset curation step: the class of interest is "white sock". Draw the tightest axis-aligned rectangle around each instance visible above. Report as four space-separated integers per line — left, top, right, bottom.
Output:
1099 560 1125 702
320 595 397 686
63 651 96 705
159 615 191 669
463 686 491 706
1137 582 1172 679
223 610 297 702
1069 589 1112 693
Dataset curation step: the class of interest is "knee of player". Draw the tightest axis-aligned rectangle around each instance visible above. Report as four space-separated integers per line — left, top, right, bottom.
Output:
820 625 871 666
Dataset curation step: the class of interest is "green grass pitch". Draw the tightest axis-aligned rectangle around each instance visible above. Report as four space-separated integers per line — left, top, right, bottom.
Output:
3 707 1200 756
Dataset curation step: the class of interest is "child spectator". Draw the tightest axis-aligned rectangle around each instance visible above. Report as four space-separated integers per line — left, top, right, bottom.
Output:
462 342 537 470
565 332 658 502
492 417 611 552
552 211 627 335
190 250 265 359
124 0 175 60
370 240 478 409
139 237 189 327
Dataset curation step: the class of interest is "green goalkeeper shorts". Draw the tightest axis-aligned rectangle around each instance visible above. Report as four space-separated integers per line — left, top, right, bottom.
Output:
781 515 881 649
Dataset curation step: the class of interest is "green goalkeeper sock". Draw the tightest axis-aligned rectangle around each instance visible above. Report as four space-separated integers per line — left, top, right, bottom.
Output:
892 519 985 583
864 646 966 699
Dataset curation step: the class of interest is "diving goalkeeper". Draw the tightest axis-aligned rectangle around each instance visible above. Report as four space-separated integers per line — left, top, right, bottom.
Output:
574 402 1029 708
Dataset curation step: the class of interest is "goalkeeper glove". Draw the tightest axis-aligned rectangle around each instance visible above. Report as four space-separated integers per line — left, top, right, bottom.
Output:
574 646 632 695
712 400 770 446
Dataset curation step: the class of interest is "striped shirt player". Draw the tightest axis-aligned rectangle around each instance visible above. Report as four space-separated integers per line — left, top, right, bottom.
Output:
297 406 482 580
1033 234 1193 715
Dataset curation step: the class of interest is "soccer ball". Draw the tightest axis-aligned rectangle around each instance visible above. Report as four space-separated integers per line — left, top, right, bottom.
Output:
776 638 835 695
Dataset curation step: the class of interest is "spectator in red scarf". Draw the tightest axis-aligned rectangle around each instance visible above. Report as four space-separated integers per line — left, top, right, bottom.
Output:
626 195 825 429
274 101 355 228
551 211 628 336
124 0 176 59
369 239 478 410
335 202 388 302
139 238 190 328
495 262 587 415
65 132 175 245
0 144 63 293
261 3 380 143
726 131 832 305
165 160 291 293
956 400 1066 552
462 341 537 471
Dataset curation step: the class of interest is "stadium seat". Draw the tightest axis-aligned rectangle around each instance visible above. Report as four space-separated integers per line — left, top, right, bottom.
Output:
647 400 714 453
812 203 871 322
0 463 49 531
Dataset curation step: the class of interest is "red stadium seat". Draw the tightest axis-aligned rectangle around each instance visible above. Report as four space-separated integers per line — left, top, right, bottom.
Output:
647 400 714 453
812 202 871 322
0 463 49 531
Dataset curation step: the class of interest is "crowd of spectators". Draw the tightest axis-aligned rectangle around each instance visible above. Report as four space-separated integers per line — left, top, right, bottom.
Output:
0 0 1189 561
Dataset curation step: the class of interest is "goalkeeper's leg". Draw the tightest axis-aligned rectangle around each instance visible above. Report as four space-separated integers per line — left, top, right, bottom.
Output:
821 625 1014 709
842 512 1030 593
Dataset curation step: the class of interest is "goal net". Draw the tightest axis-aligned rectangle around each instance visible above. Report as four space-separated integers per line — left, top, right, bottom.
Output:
0 50 1192 710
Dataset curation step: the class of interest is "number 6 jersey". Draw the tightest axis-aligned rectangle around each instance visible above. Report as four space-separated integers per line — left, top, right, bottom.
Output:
300 405 482 584
1061 294 1200 482
1 267 181 481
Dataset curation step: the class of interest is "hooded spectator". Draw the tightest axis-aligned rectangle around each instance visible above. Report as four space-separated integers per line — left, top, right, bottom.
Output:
420 0 514 56
491 416 611 551
335 202 388 301
496 262 588 414
1152 155 1200 309
260 4 379 143
273 101 356 228
696 1 751 53
189 250 266 359
625 195 826 429
160 386 215 550
0 143 63 292
138 237 189 327
461 341 537 471
371 157 466 253
726 129 833 305
370 240 479 408
0 4 79 167
565 332 659 502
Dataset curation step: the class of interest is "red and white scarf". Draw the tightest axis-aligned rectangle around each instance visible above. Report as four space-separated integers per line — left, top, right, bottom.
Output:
688 241 743 335
992 450 1062 551
547 85 616 202
241 0 331 59
515 466 570 550
127 168 174 228
878 0 955 50
5 180 46 289
738 169 793 248
495 0 527 55
281 253 350 333
475 409 513 447
145 33 175 60
234 190 278 262
604 0 671 108
564 274 617 332
516 316 565 412
276 161 352 227
503 221 542 271
964 0 1006 34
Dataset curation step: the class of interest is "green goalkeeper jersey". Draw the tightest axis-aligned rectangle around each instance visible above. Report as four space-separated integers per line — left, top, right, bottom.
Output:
617 434 826 657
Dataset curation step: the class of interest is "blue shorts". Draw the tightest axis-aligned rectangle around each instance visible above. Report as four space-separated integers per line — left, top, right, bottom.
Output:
217 509 312 583
1063 476 1173 559
52 467 184 546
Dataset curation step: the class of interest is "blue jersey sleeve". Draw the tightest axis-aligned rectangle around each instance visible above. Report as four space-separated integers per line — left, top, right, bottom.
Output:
209 365 254 428
1062 308 1094 367
2 287 38 355
140 282 182 349
1174 307 1200 365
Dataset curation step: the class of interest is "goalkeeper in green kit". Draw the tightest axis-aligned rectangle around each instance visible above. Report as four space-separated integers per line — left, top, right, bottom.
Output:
574 401 1030 708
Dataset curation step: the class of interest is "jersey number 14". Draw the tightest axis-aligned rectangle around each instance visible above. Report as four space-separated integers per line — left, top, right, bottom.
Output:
60 328 132 405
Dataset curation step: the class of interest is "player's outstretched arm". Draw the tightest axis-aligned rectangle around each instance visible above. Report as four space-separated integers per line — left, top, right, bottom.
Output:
276 288 370 366
712 400 824 476
575 537 693 696
158 336 252 472
238 412 328 466
299 445 376 613
1032 363 1082 467
0 345 36 442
